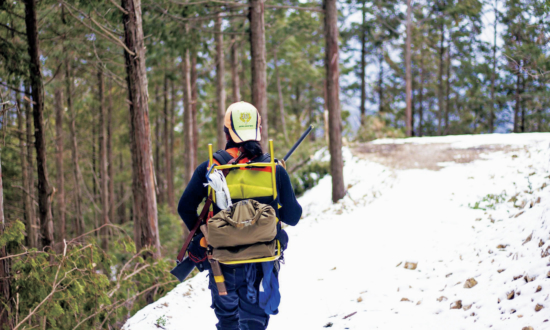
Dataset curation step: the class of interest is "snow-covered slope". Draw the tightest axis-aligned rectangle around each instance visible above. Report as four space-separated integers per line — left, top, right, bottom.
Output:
123 133 550 330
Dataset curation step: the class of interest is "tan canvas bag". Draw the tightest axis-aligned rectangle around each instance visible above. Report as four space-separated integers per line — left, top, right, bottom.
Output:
207 199 277 249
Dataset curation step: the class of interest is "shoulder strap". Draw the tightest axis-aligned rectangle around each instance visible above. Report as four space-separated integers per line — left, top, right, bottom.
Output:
176 196 213 263
251 153 271 163
213 150 233 165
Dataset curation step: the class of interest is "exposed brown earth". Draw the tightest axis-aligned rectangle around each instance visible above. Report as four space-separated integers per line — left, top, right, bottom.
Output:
351 142 523 171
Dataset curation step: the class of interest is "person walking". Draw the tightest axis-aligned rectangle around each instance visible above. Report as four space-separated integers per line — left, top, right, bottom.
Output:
178 101 302 330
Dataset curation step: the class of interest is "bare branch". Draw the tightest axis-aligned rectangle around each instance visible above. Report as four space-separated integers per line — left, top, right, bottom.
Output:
108 0 129 14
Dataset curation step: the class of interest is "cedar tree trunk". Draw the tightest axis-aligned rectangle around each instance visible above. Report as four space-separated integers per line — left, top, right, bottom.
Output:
24 0 54 248
324 0 346 203
216 13 227 150
121 0 161 258
54 88 66 241
249 0 268 148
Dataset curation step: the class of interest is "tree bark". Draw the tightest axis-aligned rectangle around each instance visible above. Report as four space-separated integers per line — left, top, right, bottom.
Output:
378 46 384 113
249 0 268 148
191 52 199 169
98 68 109 251
437 22 445 135
164 71 175 214
489 3 497 133
18 92 33 248
24 84 37 248
324 0 346 203
273 49 288 145
360 0 367 125
418 46 425 137
118 152 127 224
65 60 84 238
182 37 194 184
169 79 176 210
231 34 241 103
216 13 227 150
24 0 54 248
405 0 412 137
107 79 115 225
54 88 66 241
0 151 11 329
513 63 520 133
445 43 451 134
121 0 161 258
154 86 163 205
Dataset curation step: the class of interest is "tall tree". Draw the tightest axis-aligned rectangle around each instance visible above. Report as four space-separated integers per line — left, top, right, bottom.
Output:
216 13 226 150
360 0 367 125
163 71 174 213
107 80 115 224
405 0 413 136
249 0 268 148
24 0 54 248
231 33 241 103
54 88 66 241
273 49 288 144
121 0 161 258
182 33 194 183
0 151 10 328
98 68 109 250
65 60 84 238
24 85 37 248
324 0 345 202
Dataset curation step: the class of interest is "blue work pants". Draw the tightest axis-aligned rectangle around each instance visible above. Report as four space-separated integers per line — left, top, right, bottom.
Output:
208 264 268 330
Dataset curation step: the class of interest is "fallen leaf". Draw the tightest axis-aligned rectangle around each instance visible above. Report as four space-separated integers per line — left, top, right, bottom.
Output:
464 278 478 289
517 315 523 318
523 233 533 245
535 304 544 312
401 298 410 302
450 300 462 309
539 239 545 247
357 297 363 303
497 244 509 249
437 296 448 302
513 275 523 281
416 301 422 305
497 269 505 273
446 273 453 278
324 322 333 328
521 327 533 330
404 262 417 270
463 304 472 311
536 285 542 293
507 291 515 300
514 211 525 218
524 275 536 283
396 262 402 267
510 309 516 314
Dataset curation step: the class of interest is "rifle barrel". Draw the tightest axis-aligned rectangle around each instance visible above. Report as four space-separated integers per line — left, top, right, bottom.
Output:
283 125 314 161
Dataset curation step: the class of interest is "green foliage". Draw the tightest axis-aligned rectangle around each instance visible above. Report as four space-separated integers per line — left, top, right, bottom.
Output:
290 160 331 197
468 191 508 210
0 219 25 248
0 224 177 330
354 115 406 142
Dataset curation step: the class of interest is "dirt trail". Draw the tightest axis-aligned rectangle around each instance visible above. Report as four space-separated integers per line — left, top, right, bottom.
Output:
351 142 521 170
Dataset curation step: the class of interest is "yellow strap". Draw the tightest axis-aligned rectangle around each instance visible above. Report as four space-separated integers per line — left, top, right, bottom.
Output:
214 275 225 283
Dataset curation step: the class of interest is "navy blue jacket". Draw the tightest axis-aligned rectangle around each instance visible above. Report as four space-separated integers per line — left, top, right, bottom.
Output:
178 159 302 237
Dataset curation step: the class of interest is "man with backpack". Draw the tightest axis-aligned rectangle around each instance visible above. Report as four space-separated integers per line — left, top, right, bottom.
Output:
178 101 302 330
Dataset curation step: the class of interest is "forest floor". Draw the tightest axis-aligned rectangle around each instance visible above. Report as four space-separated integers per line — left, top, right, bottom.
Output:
124 133 550 330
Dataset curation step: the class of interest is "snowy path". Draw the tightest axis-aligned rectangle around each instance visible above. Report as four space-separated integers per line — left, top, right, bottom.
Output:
124 133 550 330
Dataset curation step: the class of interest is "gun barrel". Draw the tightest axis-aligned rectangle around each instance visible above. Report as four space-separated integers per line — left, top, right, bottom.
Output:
283 125 314 161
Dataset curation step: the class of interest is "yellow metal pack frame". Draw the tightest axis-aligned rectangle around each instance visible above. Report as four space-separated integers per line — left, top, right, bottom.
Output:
207 140 281 265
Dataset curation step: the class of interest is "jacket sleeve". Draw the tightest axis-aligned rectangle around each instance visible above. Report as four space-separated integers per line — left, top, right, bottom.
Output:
178 161 209 230
276 165 302 226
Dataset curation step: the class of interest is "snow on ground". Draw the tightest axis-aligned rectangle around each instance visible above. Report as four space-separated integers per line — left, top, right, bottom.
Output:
124 133 550 330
